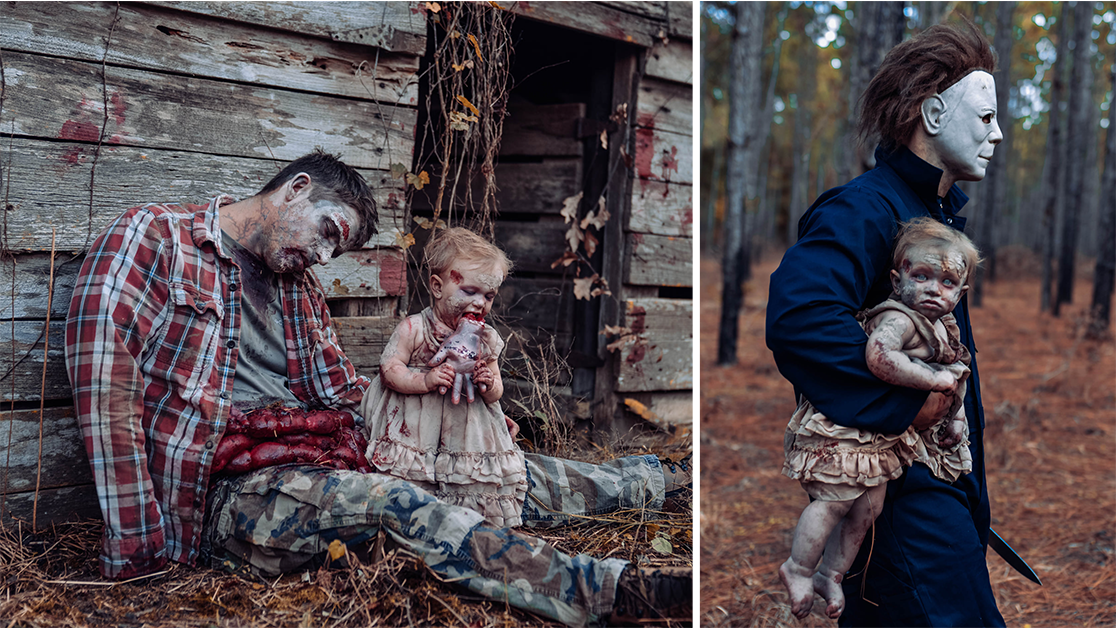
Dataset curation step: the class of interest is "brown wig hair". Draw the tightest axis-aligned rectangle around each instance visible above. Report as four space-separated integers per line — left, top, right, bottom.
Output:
858 17 996 150
258 148 378 248
424 227 512 281
892 217 982 282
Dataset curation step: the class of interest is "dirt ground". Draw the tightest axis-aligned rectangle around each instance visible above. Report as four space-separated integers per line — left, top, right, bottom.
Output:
698 252 1115 627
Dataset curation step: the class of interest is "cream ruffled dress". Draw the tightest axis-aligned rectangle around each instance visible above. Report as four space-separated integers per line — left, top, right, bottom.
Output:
361 307 527 526
782 299 973 501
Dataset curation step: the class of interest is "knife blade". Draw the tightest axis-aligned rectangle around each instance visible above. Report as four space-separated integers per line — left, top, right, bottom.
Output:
989 528 1042 585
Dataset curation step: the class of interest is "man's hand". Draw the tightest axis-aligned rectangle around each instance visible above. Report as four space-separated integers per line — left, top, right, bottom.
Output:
913 391 953 430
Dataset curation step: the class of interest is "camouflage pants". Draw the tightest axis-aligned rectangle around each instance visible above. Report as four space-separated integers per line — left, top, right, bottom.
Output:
202 453 665 627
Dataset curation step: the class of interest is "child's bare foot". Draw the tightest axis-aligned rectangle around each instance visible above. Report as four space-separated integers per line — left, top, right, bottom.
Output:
812 567 846 619
779 558 816 619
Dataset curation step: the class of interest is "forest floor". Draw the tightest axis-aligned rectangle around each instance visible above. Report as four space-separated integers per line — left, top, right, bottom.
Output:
699 250 1115 627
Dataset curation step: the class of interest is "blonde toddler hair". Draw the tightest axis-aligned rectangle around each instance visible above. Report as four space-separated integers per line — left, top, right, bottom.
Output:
424 227 513 280
892 217 982 282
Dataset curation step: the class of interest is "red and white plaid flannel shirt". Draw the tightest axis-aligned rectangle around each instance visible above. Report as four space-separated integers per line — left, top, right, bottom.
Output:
65 196 370 578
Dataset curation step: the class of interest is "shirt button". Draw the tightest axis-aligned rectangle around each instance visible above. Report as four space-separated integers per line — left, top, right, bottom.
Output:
229 283 238 292
946 218 953 225
220 392 231 400
205 440 215 450
227 340 236 349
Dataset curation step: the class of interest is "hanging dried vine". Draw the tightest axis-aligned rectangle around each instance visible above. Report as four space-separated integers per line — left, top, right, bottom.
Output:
407 2 515 241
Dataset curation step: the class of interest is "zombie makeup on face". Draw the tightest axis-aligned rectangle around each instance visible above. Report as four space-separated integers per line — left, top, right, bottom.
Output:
432 259 506 328
891 243 969 321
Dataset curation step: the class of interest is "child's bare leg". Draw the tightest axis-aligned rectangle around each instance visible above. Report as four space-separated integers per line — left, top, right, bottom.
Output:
779 496 855 619
813 484 888 619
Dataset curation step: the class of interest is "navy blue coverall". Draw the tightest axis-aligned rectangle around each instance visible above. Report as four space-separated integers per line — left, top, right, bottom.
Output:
766 145 1005 627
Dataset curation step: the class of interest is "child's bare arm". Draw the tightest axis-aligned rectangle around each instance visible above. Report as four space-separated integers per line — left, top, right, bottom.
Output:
865 311 957 393
380 316 454 394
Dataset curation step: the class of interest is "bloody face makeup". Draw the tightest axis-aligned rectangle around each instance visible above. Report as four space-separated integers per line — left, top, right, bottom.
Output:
431 260 505 328
263 194 362 274
890 243 969 321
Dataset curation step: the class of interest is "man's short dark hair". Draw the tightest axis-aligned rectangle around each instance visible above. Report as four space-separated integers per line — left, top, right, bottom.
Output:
858 17 996 150
259 149 378 248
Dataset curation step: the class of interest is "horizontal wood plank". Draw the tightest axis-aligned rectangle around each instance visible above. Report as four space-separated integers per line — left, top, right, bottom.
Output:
0 408 91 493
500 103 586 157
509 1 674 48
0 322 69 402
616 297 692 392
4 50 416 172
317 249 407 299
495 221 570 275
1 2 421 105
495 276 575 335
0 484 102 527
645 39 693 85
411 159 583 216
2 140 405 253
633 127 692 185
331 315 401 372
629 179 693 237
147 1 428 55
637 76 693 136
624 233 692 287
597 1 693 39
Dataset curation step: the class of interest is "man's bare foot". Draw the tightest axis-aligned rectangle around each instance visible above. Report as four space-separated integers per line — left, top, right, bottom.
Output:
813 567 846 619
779 558 816 619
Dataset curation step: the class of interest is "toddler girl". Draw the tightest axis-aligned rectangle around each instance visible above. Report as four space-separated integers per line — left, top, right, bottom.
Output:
779 218 979 619
361 227 527 526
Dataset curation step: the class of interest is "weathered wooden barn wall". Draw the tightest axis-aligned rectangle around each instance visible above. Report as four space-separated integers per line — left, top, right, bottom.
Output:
0 1 426 524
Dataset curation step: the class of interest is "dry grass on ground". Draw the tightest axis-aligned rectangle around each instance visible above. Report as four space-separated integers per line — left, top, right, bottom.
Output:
699 251 1115 627
0 439 691 627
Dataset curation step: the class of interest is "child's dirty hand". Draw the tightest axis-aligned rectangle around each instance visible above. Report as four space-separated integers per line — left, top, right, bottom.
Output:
425 363 456 394
931 370 958 394
504 415 520 440
938 416 966 448
472 361 494 393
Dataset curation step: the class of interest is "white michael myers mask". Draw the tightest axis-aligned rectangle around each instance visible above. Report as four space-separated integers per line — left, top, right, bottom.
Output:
919 70 1003 183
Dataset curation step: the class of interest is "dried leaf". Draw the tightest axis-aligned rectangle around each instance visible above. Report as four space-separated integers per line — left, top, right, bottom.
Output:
390 163 409 179
467 33 484 62
583 230 598 257
449 29 462 39
394 231 416 249
565 224 583 252
405 171 430 190
488 1 504 8
610 103 629 124
328 539 348 561
413 216 446 230
605 336 632 353
550 251 579 268
573 275 598 301
448 110 477 131
451 60 474 72
560 192 583 224
599 129 608 150
603 325 631 336
424 1 441 13
456 95 480 116
651 535 673 555
620 145 633 170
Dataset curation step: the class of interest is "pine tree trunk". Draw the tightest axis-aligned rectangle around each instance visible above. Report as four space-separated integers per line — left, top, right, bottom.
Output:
1054 1 1093 316
1090 62 1116 335
717 1 766 365
1041 4 1069 313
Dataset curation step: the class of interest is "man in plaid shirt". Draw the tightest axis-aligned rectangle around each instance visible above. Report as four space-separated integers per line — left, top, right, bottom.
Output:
65 150 690 626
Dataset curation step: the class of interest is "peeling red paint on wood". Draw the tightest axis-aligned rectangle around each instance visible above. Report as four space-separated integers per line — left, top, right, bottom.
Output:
378 254 406 296
634 127 656 179
629 305 647 334
58 120 98 142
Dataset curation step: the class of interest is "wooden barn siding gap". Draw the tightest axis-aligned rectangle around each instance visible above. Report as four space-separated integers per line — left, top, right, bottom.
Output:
2 50 416 173
1 2 422 105
146 1 429 56
507 1 682 48
2 142 406 252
